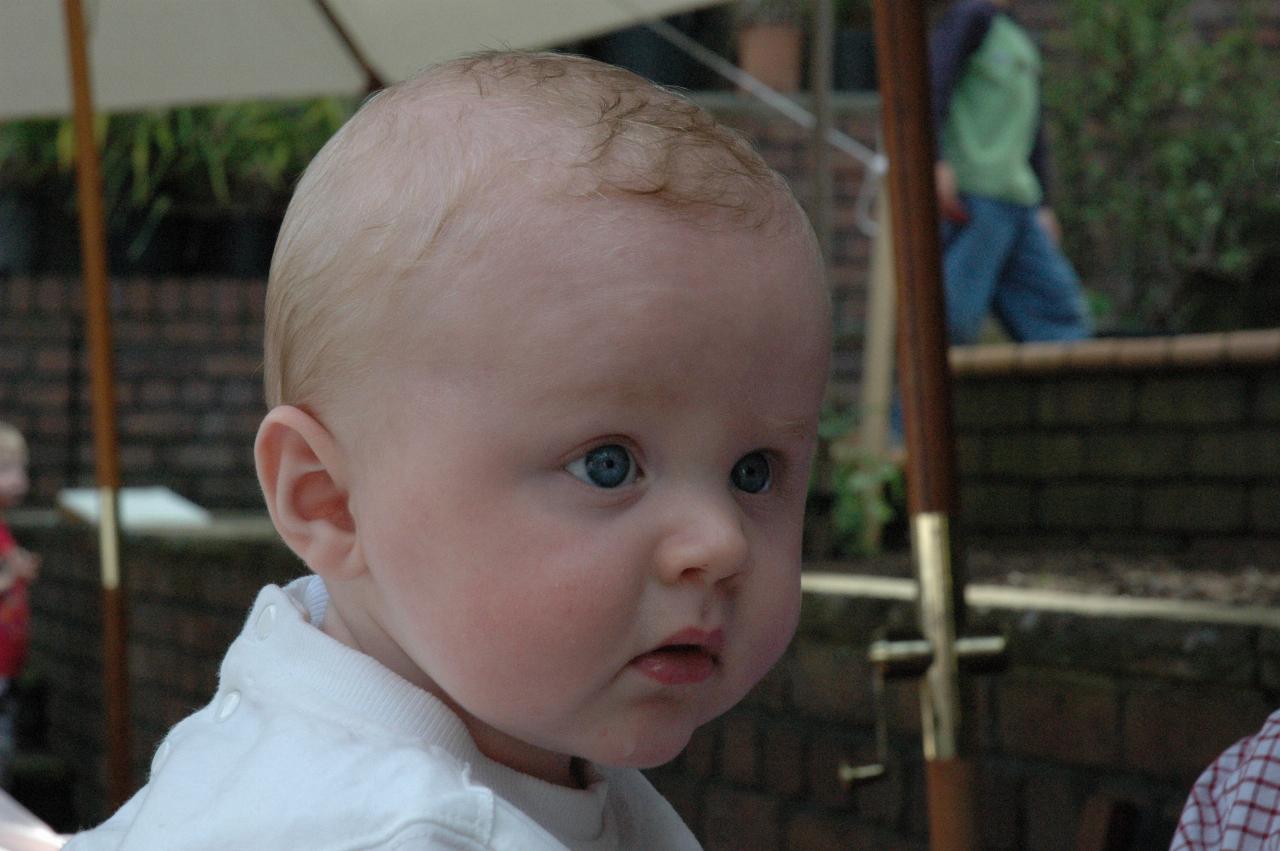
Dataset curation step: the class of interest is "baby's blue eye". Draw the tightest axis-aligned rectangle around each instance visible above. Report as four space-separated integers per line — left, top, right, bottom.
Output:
731 452 771 494
567 444 636 489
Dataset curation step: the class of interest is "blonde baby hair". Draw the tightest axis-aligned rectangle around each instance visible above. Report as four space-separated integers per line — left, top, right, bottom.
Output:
264 50 808 411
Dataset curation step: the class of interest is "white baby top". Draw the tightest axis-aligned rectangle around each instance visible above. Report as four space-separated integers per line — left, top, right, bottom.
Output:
65 575 702 850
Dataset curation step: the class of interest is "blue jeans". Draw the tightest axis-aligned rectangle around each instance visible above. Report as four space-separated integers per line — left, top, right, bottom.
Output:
889 196 1091 440
943 194 1091 344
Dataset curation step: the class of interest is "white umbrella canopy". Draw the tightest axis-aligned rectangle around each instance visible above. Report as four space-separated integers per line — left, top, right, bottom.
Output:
0 0 724 120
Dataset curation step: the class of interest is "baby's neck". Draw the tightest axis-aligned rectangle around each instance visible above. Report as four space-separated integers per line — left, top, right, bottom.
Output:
320 585 586 788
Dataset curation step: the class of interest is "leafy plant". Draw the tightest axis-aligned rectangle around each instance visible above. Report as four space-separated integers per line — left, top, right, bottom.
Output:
1046 0 1280 333
828 452 903 556
811 404 904 558
34 99 354 260
0 119 62 190
734 0 808 26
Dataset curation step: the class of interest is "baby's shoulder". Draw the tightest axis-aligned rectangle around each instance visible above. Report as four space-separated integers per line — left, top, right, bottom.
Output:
77 714 524 850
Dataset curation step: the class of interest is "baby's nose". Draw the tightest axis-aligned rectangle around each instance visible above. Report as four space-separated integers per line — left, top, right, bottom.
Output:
654 498 749 586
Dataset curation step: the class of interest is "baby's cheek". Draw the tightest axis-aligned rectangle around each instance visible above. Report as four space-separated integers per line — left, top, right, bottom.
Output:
742 574 802 683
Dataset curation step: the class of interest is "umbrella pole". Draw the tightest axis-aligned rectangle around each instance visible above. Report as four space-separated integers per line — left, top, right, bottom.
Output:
62 0 133 809
870 2 979 849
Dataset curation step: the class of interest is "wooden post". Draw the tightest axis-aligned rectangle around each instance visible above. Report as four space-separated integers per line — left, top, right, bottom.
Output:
870 2 978 848
62 0 132 809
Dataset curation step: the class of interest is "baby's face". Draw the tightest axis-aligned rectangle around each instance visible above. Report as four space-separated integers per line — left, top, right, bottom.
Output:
341 198 829 781
0 456 28 509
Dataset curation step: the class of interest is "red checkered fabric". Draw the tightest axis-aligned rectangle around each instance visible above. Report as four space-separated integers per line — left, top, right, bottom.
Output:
1173 709 1280 850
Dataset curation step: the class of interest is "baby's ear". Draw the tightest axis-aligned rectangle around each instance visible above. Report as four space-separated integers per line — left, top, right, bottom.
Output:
254 406 363 580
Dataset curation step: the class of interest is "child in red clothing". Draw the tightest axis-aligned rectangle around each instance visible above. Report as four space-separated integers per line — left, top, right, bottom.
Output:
0 423 38 783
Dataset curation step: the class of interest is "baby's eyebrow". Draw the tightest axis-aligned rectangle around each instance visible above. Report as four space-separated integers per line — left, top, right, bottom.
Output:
759 416 817 440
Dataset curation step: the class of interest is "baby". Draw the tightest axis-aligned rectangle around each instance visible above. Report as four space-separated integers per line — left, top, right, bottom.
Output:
0 423 38 784
67 51 831 850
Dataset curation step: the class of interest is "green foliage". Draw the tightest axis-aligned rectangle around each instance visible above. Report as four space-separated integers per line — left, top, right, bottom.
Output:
812 404 904 558
734 0 808 26
94 99 352 217
828 452 903 556
1046 0 1280 333
0 98 353 258
0 119 62 189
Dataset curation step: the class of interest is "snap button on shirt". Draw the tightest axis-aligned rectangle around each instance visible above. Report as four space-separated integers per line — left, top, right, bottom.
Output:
255 604 277 639
216 690 240 722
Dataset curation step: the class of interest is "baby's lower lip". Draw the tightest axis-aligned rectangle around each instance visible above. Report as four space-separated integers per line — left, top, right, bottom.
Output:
630 647 717 685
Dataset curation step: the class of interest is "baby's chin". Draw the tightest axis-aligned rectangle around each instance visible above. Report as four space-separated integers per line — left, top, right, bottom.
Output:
578 703 729 771
586 727 696 771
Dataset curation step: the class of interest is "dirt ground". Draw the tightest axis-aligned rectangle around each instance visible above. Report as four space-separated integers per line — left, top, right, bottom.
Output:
852 547 1280 607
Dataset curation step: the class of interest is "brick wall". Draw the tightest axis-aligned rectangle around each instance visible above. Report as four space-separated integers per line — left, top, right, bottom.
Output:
951 333 1280 554
647 589 1277 850
14 514 1275 847
0 277 267 508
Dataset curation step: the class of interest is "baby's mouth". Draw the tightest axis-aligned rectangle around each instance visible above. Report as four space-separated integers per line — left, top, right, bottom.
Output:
630 628 724 686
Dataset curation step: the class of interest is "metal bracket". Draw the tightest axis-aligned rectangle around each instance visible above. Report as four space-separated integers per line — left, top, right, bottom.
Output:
838 634 1006 786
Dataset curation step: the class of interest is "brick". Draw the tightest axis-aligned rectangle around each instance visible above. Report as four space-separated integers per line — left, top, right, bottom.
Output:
214 281 243 318
1022 769 1076 851
791 640 874 722
1251 487 1280 533
953 380 1037 429
959 483 1036 529
702 786 780 851
1038 483 1137 530
204 353 260 377
1137 375 1247 425
0 348 28 373
1123 685 1271 781
17 381 70 408
644 771 704 835
985 433 1034 478
186 282 213 313
34 347 72 374
180 380 218 407
850 743 908 826
1037 377 1136 426
6 278 33 312
121 280 151 314
998 672 1119 766
162 322 214 344
1257 375 1280 422
762 720 808 798
681 721 719 779
156 281 184 316
720 714 760 786
1192 430 1280 478
119 445 158 472
1081 431 1190 479
138 379 178 406
741 655 789 712
954 434 985 476
221 378 260 408
36 279 69 313
977 761 1023 851
785 809 924 851
122 411 197 438
1141 485 1248 533
807 727 880 808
